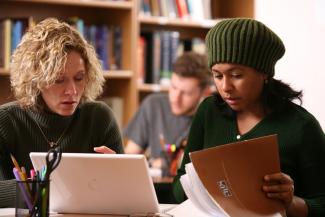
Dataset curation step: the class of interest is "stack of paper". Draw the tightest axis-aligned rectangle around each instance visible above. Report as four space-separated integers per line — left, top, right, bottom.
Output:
167 199 214 217
179 134 285 217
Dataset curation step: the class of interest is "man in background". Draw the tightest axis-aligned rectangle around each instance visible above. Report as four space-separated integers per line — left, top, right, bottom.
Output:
123 52 212 176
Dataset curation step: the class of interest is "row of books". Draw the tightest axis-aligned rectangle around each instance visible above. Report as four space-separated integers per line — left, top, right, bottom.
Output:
0 18 33 69
67 17 122 70
139 0 212 20
0 17 122 71
138 30 205 85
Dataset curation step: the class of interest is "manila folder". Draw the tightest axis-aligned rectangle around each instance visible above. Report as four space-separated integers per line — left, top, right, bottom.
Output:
190 134 285 217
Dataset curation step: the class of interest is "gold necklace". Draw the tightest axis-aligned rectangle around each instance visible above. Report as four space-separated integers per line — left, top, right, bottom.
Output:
34 120 70 148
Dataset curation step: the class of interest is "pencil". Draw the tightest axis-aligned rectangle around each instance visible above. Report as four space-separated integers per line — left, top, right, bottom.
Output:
10 154 22 172
11 154 33 200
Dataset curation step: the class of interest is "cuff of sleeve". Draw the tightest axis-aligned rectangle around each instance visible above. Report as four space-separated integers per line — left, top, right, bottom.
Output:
0 179 16 208
304 198 324 217
172 178 186 203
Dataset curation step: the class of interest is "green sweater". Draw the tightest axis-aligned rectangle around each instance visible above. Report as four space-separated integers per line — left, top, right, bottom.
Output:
173 96 325 217
0 101 124 207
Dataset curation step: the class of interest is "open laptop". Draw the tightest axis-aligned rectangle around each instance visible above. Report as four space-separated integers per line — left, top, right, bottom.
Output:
29 153 160 215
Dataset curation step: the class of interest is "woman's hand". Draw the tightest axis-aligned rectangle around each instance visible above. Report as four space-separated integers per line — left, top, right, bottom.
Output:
262 172 308 217
94 146 116 154
262 172 294 208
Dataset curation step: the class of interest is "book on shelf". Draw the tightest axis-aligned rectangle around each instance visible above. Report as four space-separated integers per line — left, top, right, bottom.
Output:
0 16 122 71
149 0 160 17
175 0 189 19
0 19 7 69
137 36 147 84
159 0 169 17
112 26 122 70
141 30 180 85
159 31 171 85
68 17 122 70
139 0 211 20
140 0 152 16
202 0 212 20
166 0 178 18
141 31 160 84
140 31 207 85
187 0 204 21
179 134 285 217
0 17 33 69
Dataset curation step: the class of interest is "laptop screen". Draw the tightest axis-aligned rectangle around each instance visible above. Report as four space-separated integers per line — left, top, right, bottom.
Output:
30 153 159 215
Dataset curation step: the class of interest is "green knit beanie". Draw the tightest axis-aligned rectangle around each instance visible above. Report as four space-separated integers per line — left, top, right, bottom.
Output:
206 18 285 77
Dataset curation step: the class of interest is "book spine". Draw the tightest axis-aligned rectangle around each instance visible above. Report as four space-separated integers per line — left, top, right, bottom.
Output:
3 19 11 70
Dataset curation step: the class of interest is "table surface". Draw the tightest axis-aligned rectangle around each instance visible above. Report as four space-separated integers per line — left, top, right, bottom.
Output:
0 204 177 217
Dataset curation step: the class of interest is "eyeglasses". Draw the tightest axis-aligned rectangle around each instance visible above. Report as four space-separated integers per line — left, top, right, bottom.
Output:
129 213 173 217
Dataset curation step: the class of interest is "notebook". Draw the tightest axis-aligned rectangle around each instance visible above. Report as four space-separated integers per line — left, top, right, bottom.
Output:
29 153 160 215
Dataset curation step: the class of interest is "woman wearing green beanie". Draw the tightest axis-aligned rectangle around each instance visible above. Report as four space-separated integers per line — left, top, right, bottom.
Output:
173 18 325 217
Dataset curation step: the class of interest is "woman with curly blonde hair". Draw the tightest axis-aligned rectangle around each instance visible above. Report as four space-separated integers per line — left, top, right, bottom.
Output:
0 18 123 207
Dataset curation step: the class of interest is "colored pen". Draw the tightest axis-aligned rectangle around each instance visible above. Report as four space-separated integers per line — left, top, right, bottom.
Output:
30 169 36 180
42 187 47 217
41 165 47 181
13 168 33 210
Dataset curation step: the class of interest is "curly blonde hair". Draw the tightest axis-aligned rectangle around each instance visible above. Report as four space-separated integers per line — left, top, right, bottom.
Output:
10 18 105 110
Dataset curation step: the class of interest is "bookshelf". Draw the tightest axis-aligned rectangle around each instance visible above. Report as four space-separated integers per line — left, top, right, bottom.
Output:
0 0 138 127
136 0 254 97
0 0 254 127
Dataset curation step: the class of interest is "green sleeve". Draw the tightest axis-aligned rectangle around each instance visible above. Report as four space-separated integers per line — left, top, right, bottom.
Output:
298 119 325 217
172 100 206 203
0 108 16 207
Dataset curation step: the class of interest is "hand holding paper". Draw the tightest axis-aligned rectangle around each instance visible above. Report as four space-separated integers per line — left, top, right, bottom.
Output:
180 134 286 217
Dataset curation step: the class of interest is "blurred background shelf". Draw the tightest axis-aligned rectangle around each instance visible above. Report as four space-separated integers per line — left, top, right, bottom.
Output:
0 0 254 127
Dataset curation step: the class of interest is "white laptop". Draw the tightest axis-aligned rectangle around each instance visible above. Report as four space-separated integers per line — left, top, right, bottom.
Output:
29 153 160 215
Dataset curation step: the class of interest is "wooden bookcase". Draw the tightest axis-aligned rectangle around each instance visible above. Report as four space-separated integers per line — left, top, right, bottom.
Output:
0 0 138 127
0 0 254 126
136 0 254 100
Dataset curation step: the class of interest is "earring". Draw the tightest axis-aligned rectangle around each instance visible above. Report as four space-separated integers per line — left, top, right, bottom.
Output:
264 79 269 84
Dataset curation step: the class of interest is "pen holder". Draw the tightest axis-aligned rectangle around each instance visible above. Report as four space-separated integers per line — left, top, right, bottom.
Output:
15 180 50 217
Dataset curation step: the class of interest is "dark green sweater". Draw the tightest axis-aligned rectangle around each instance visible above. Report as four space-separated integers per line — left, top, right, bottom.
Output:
0 101 124 207
173 96 325 217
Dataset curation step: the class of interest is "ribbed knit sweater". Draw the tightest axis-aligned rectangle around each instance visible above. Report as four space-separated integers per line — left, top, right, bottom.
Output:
0 101 124 207
173 96 325 217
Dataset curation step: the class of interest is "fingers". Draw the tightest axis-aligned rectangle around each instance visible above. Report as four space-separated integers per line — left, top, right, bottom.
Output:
264 172 292 183
93 146 116 154
263 184 293 193
263 172 294 208
263 185 293 206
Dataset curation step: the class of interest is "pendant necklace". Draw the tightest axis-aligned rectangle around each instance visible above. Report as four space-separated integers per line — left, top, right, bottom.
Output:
34 120 70 148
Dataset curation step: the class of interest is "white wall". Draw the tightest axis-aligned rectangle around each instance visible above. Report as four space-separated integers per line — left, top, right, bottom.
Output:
255 0 325 129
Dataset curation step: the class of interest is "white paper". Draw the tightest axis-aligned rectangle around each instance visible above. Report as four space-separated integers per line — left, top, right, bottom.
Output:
167 199 210 217
180 163 228 217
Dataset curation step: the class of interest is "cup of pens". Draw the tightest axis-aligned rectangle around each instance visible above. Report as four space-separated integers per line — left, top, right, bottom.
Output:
15 179 50 217
12 147 62 217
